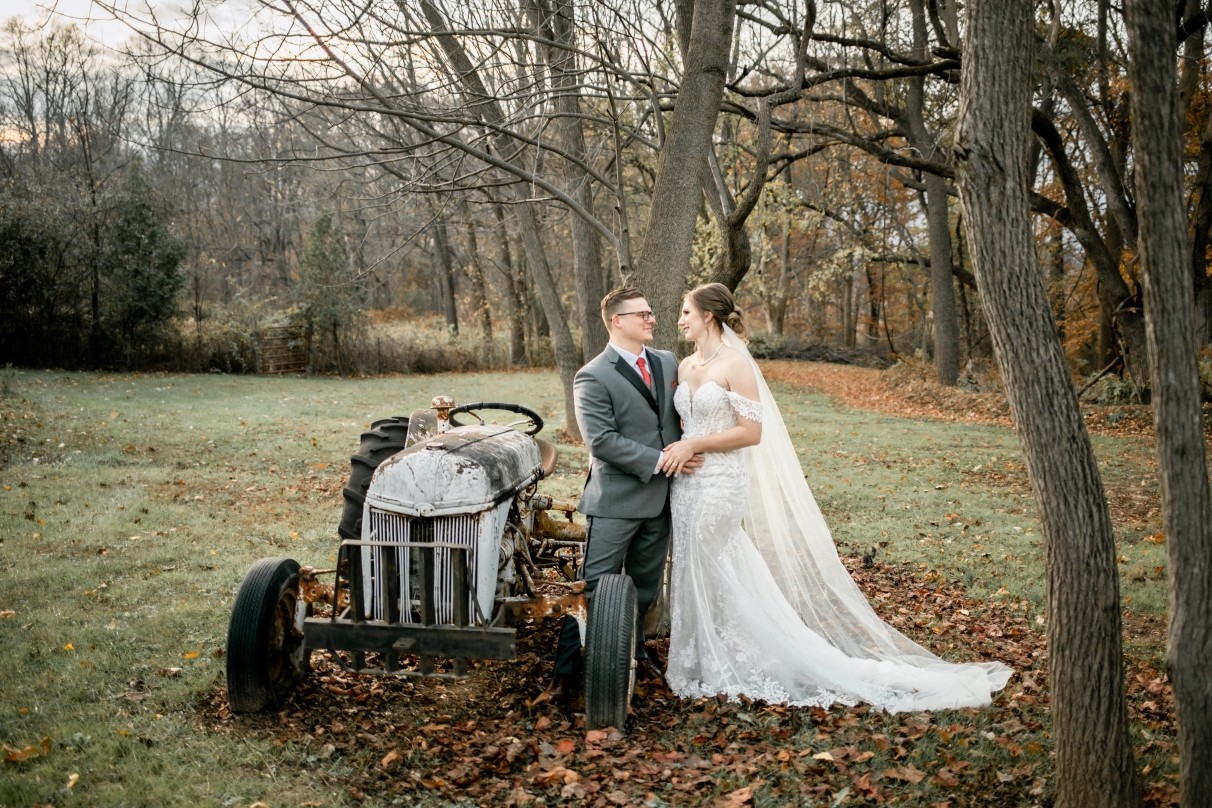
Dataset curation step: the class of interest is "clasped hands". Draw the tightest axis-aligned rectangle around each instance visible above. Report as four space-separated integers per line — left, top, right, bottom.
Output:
660 439 704 476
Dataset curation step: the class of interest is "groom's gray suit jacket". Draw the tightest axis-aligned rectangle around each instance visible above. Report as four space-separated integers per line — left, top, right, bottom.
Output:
574 344 682 519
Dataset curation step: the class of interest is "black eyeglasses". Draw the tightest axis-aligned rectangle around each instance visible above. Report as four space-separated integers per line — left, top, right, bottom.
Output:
616 310 655 321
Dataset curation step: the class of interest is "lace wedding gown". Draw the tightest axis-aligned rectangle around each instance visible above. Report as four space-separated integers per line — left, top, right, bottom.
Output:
666 361 1012 712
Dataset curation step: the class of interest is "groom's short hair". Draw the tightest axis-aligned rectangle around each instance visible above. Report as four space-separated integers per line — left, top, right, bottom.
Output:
601 287 646 328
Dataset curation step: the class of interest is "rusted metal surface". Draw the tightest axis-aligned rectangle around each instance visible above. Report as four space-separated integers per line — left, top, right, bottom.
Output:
520 494 585 583
430 395 456 427
528 493 579 514
533 508 585 542
298 566 336 607
502 581 586 622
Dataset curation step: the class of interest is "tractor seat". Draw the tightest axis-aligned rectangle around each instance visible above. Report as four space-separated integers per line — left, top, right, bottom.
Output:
536 438 558 479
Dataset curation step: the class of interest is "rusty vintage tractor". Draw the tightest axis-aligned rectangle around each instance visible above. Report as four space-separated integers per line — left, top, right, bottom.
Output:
224 397 638 729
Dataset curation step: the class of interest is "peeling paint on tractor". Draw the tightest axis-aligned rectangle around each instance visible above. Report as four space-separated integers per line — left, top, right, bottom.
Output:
367 426 542 517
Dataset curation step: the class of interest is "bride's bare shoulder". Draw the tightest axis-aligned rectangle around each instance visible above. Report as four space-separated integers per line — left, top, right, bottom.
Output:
720 346 752 374
722 351 758 397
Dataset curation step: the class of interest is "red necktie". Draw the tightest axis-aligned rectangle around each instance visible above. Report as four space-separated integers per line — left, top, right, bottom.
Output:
636 356 652 387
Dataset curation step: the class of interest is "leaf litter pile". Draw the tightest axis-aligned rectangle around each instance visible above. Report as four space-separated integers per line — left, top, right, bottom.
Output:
198 362 1179 806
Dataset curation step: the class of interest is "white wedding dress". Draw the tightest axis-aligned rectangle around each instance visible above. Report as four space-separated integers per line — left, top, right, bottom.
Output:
665 328 1012 712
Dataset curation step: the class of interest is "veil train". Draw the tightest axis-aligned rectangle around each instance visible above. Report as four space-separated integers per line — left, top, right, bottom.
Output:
723 324 1013 696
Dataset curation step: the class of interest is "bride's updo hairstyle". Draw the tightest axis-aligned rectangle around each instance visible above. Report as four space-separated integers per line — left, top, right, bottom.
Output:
688 282 746 338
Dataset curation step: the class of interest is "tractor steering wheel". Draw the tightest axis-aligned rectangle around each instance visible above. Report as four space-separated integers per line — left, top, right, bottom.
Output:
448 402 545 436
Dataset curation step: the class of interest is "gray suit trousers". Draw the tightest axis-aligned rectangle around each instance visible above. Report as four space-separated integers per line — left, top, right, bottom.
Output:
552 509 671 676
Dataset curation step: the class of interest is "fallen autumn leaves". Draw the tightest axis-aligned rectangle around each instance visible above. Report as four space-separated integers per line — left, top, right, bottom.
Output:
193 362 1178 806
197 554 1177 806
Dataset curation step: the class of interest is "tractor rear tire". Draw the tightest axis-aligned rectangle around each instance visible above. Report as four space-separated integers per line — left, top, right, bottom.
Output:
337 417 409 540
584 574 638 730
227 557 309 712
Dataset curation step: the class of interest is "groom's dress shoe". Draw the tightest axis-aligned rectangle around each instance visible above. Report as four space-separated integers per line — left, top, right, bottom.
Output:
532 674 577 707
636 658 664 683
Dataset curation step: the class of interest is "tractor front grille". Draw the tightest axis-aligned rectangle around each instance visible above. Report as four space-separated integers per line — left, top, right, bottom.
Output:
360 509 481 625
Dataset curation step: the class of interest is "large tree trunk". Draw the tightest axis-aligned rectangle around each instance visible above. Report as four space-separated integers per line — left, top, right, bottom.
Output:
1178 0 1211 344
954 2 1140 806
537 0 607 359
419 0 579 439
636 0 736 639
635 0 736 347
1125 2 1212 803
1187 101 1212 345
431 219 459 336
512 200 581 440
906 0 959 386
758 226 791 335
492 201 528 365
921 172 959 383
1031 111 1152 398
462 220 493 342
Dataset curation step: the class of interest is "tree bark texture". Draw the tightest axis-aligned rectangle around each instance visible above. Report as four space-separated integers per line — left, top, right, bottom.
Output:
758 226 791 335
1125 1 1212 803
1031 111 1152 399
419 0 580 439
954 2 1140 806
535 0 607 358
636 0 736 349
1186 98 1212 344
462 221 493 341
431 219 459 336
492 201 528 365
1178 0 1212 343
907 0 959 386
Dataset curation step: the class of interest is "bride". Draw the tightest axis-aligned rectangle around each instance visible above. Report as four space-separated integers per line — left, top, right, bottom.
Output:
655 283 1012 712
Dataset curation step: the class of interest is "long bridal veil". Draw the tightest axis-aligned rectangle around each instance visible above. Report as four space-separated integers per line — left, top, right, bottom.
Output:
724 325 1013 698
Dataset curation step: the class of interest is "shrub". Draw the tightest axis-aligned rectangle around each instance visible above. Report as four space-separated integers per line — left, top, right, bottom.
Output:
746 331 892 368
170 296 274 373
361 315 512 374
746 332 788 360
166 306 537 376
1082 374 1139 405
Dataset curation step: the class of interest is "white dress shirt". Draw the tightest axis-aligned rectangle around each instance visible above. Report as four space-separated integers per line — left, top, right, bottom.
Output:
609 342 652 387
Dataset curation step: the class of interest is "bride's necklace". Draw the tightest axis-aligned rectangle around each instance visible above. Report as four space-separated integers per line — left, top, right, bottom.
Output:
694 340 725 366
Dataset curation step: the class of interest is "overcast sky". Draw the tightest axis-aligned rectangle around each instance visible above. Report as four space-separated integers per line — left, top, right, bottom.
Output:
7 0 134 48
5 0 254 51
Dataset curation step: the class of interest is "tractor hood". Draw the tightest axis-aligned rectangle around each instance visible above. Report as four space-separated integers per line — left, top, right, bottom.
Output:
364 425 543 517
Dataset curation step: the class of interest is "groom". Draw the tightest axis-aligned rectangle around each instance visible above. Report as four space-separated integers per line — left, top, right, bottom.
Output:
539 287 686 704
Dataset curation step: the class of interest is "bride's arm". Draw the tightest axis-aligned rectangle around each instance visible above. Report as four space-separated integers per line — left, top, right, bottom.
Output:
659 355 761 474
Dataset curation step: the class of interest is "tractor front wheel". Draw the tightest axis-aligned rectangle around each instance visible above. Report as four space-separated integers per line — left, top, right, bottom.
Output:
226 557 310 712
583 574 637 730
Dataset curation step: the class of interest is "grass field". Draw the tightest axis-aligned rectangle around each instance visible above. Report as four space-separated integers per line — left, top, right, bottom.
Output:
0 367 1169 806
